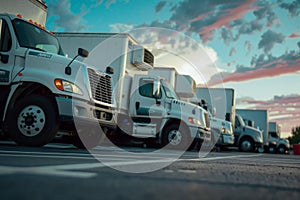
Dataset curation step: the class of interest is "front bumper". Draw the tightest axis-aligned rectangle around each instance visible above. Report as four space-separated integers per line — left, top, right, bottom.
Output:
56 96 116 131
191 126 211 143
218 133 235 146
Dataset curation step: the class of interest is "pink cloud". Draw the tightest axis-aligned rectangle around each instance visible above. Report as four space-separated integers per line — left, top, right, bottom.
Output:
288 33 300 38
241 95 300 134
208 57 300 86
195 0 258 42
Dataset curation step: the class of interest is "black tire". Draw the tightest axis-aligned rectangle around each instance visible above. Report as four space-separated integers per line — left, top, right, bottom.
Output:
72 128 104 149
239 137 255 152
162 123 191 150
277 145 287 154
8 95 58 147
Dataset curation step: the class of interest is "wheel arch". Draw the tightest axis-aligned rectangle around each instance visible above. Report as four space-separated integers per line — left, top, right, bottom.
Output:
160 118 190 138
4 82 57 122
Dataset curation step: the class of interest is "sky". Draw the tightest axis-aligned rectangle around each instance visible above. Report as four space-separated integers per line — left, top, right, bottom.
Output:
44 0 300 137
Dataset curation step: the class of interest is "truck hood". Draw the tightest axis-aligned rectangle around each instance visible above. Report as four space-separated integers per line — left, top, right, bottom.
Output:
27 50 87 69
170 99 209 128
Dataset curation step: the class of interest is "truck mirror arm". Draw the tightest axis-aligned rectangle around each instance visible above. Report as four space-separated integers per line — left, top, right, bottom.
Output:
65 48 89 75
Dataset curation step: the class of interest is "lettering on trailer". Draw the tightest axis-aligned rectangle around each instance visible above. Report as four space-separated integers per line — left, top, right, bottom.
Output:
0 69 9 82
28 51 52 59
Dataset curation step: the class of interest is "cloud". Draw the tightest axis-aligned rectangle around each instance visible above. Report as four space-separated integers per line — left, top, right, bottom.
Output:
47 0 87 31
279 0 300 17
229 47 237 57
244 40 253 55
288 33 300 39
238 94 300 134
258 30 285 53
109 23 134 32
208 51 300 86
253 1 279 27
155 1 167 13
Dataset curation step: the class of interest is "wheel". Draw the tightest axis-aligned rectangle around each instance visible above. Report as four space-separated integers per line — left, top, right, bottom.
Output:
72 128 104 149
239 137 255 152
8 95 58 147
268 145 276 153
162 123 191 150
277 145 287 154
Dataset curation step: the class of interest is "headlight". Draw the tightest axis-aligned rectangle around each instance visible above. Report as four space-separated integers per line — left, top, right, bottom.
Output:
54 79 83 95
221 128 226 133
188 117 202 126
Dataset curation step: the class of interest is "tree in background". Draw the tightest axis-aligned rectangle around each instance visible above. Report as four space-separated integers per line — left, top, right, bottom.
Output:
288 126 300 145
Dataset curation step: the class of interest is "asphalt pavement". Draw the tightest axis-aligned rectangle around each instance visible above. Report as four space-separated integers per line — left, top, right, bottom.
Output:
0 141 299 200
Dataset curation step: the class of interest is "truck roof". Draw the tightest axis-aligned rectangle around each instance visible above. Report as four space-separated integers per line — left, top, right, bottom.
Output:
54 32 139 44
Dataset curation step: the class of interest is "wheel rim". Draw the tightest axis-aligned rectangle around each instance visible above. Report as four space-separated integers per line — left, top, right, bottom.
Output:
17 105 46 137
241 140 252 152
278 147 285 154
168 130 182 146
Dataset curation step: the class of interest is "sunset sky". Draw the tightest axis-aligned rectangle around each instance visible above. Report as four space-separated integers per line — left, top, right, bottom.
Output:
44 0 300 137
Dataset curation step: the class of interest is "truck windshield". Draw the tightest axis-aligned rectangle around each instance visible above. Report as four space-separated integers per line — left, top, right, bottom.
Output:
162 80 178 99
12 19 63 55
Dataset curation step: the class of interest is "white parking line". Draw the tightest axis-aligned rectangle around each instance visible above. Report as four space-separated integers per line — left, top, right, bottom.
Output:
0 152 265 178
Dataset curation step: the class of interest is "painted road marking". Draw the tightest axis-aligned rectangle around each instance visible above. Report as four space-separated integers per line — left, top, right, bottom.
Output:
0 153 266 178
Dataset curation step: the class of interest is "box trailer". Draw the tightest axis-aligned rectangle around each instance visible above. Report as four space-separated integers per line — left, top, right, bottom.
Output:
0 0 47 26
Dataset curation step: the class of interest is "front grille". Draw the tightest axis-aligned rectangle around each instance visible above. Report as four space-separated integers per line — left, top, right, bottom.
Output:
143 48 154 67
88 68 112 104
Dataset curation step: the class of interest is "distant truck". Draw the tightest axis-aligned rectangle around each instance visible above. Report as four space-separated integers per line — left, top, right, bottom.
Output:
149 67 233 149
237 108 290 154
0 14 115 148
268 122 290 154
196 88 263 152
55 33 211 149
0 0 47 26
236 109 269 152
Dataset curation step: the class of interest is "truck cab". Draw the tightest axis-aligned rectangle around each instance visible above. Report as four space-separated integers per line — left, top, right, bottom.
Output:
117 74 210 150
268 122 290 154
0 14 115 148
234 114 263 152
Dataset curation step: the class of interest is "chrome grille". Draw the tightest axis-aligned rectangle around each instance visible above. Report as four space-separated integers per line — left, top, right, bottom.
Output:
88 68 112 104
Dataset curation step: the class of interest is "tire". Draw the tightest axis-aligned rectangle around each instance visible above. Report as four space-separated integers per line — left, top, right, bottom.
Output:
8 95 58 147
72 128 104 149
239 137 255 152
277 145 287 154
162 123 191 150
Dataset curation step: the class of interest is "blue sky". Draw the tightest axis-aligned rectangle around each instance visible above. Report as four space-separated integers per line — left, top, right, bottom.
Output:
44 0 300 135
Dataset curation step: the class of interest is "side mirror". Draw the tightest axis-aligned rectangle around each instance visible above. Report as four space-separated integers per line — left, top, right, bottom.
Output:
152 80 161 98
78 48 89 58
106 66 114 74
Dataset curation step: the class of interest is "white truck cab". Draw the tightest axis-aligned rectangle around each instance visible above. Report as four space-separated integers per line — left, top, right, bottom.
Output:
117 74 211 149
0 14 115 148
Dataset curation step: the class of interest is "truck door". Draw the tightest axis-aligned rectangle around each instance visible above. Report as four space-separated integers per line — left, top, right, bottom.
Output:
0 17 14 120
0 18 14 84
130 78 165 124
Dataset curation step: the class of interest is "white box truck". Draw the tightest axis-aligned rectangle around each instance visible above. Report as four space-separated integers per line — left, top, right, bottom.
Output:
196 88 264 152
236 109 269 150
0 0 47 26
55 33 211 150
268 122 290 154
236 109 289 154
0 14 115 149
